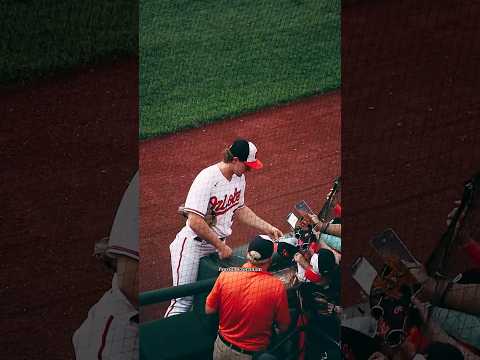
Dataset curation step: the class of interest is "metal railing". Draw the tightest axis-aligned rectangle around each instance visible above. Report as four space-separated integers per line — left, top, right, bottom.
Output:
140 278 216 306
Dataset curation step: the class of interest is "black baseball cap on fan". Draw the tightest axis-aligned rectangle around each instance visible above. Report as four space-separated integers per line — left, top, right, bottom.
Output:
314 249 337 275
247 235 274 261
229 138 263 169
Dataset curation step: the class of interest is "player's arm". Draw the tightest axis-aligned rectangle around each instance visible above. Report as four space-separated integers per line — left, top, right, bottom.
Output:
234 206 283 240
183 169 232 258
188 213 232 259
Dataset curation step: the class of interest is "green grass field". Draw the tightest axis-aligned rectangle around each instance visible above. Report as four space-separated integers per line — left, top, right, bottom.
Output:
0 1 137 85
140 0 340 139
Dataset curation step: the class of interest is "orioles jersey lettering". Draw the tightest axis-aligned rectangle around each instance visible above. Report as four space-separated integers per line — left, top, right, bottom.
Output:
209 187 242 216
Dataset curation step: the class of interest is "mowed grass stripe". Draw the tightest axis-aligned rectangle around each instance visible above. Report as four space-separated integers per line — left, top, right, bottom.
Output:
1 1 137 85
140 0 340 138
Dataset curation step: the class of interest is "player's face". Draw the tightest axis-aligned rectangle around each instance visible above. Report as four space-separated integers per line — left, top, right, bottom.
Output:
232 158 250 176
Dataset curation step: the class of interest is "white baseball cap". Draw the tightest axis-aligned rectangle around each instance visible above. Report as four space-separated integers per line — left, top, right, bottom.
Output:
229 138 263 169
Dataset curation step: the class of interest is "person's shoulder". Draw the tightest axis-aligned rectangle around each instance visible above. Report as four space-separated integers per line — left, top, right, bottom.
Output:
215 268 245 286
215 270 226 283
197 164 214 175
198 164 222 177
193 164 221 183
260 272 284 288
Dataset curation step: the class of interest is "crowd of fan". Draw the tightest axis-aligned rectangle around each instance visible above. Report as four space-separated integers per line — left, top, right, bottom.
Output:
204 179 480 360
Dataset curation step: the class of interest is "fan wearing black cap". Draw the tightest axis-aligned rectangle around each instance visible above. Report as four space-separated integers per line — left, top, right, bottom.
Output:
294 245 340 285
165 139 283 317
205 235 291 360
295 248 341 315
295 249 342 360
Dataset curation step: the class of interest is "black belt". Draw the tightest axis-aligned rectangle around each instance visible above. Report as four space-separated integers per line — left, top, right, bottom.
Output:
218 333 255 355
194 236 225 242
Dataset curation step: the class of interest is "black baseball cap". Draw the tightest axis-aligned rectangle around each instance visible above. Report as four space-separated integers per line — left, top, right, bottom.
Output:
247 235 274 262
314 249 337 275
229 138 263 169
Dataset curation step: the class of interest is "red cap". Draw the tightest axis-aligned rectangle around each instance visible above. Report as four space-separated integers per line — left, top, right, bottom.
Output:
334 203 342 218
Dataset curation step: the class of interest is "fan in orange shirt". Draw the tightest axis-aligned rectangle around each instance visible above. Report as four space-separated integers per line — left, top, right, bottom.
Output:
205 234 291 359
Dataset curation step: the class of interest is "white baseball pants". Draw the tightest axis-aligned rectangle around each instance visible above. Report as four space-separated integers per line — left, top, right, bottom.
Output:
164 227 217 317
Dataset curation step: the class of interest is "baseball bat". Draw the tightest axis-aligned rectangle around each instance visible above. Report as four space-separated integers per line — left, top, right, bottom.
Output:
318 176 341 222
425 174 478 278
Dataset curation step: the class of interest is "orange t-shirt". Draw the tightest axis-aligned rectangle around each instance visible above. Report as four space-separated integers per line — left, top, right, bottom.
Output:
206 263 290 351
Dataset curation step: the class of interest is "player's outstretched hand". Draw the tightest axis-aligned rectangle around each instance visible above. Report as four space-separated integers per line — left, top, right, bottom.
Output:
218 244 233 259
268 226 283 240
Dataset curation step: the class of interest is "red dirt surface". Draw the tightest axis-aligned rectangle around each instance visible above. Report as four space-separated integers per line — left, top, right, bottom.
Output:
140 92 340 320
1 59 138 360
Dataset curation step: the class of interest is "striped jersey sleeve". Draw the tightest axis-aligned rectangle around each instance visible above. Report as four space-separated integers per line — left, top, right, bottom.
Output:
184 167 214 218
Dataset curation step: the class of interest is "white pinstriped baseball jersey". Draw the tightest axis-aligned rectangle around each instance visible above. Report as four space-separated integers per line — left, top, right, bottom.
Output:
73 172 139 359
73 275 138 360
183 164 245 239
106 171 139 261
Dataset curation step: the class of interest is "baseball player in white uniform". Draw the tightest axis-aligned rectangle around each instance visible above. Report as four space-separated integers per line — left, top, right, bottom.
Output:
165 139 284 317
73 171 139 360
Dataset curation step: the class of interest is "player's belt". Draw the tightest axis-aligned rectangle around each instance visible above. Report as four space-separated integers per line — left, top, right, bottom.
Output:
194 236 225 242
218 333 255 355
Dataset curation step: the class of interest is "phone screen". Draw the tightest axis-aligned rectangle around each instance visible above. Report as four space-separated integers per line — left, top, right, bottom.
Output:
294 200 314 216
370 229 420 265
351 257 378 295
286 212 299 229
